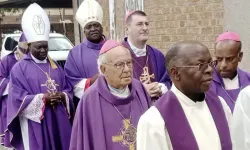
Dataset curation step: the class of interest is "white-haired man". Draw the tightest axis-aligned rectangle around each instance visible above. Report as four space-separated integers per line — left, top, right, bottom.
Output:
69 40 151 150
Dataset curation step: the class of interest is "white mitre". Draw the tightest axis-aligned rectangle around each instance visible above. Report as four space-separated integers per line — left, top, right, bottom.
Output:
76 0 103 29
21 3 50 43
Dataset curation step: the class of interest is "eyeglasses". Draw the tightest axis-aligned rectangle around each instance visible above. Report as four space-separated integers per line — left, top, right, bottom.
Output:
176 60 217 71
104 60 133 70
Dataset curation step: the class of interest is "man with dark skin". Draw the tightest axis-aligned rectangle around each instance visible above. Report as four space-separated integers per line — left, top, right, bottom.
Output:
7 3 72 150
28 41 67 106
65 0 106 106
210 32 250 112
137 41 232 150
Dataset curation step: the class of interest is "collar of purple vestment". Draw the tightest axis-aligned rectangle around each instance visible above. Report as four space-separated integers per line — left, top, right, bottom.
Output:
154 89 232 150
96 76 136 106
122 37 147 55
23 53 57 69
213 68 250 88
83 37 106 50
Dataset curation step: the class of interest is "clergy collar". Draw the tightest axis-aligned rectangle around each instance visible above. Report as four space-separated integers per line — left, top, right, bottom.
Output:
108 84 130 98
213 68 244 87
30 53 47 63
96 76 136 105
171 84 205 108
222 73 238 82
127 38 147 57
222 74 239 90
83 37 106 50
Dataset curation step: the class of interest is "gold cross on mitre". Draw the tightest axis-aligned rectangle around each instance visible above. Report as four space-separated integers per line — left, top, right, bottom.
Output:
112 119 137 150
140 66 155 83
41 72 59 95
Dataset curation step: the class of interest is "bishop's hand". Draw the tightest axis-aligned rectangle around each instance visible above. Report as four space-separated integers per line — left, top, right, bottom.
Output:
44 92 66 107
143 82 162 98
54 92 66 106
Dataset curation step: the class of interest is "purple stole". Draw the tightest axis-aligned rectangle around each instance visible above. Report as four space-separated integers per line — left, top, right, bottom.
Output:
154 90 232 150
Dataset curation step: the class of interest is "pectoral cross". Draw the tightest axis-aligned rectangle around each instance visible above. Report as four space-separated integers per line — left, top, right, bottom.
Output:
41 72 59 95
140 66 155 83
112 119 136 150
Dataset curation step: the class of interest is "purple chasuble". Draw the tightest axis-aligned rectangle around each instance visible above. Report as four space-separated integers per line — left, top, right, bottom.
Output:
154 89 232 150
7 53 73 150
210 68 250 112
65 39 105 87
0 53 17 147
122 38 171 89
69 76 151 150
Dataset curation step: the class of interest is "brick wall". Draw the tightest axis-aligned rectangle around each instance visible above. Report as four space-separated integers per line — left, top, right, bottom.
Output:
100 0 224 55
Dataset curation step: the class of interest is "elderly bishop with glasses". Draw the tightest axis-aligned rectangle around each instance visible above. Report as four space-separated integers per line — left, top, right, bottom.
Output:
137 41 232 150
69 40 151 150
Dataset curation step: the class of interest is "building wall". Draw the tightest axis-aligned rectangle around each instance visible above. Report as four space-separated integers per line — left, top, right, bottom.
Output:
100 0 224 55
223 0 250 71
144 0 224 55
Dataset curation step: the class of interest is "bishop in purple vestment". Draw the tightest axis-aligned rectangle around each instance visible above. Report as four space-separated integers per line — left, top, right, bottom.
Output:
137 41 232 150
7 3 73 150
70 40 151 150
210 32 250 112
0 33 28 147
123 10 171 100
65 0 106 106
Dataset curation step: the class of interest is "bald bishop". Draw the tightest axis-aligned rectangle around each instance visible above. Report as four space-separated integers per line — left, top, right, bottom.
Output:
137 41 232 150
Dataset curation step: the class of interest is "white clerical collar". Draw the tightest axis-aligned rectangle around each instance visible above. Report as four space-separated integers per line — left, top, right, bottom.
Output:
171 84 205 108
108 84 130 98
31 54 47 63
127 39 147 57
222 74 239 90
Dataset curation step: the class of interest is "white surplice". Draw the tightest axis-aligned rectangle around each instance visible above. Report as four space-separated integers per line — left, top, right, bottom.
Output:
136 84 232 150
232 85 250 150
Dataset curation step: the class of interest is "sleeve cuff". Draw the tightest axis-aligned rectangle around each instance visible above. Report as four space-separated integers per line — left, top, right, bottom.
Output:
63 92 71 118
2 83 9 96
74 78 87 99
84 78 91 91
20 94 46 123
158 83 168 94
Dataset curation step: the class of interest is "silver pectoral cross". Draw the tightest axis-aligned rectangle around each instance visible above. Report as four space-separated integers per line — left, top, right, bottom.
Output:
41 72 59 95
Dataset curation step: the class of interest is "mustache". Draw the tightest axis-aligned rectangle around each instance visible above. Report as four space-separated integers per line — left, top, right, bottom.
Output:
90 30 101 35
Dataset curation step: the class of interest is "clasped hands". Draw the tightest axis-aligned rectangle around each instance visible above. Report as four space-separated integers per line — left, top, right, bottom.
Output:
143 81 162 98
44 92 66 107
